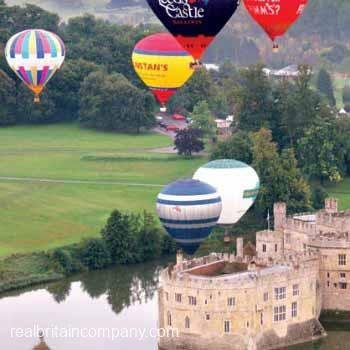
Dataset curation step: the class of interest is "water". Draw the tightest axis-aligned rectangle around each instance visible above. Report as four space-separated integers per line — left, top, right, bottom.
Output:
0 259 349 350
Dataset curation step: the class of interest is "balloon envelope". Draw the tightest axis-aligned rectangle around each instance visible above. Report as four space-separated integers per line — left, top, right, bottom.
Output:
157 179 222 254
132 33 194 108
243 0 308 46
5 29 65 102
146 0 240 60
193 159 260 225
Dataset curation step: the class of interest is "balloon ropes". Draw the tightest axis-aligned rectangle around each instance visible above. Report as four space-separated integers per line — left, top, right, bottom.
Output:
146 0 240 62
5 29 65 103
132 32 195 111
243 0 308 51
157 179 222 255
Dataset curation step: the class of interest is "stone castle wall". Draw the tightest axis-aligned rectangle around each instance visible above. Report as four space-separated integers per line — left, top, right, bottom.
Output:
158 252 321 350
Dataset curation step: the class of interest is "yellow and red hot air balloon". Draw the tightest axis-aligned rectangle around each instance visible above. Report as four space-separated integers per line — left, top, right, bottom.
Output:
5 29 65 103
132 33 194 112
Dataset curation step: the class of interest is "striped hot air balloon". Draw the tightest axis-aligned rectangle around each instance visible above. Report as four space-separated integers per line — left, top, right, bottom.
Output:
132 33 194 112
5 29 65 103
157 179 222 255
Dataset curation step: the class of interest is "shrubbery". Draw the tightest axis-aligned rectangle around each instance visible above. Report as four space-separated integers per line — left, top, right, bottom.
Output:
80 238 111 270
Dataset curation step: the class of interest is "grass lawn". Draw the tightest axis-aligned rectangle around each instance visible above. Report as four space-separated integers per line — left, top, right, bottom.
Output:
0 124 205 257
334 76 347 108
326 177 350 210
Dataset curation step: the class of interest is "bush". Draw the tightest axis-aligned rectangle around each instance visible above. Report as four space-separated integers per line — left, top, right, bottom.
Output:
161 234 177 255
80 238 111 270
51 248 82 275
311 186 329 210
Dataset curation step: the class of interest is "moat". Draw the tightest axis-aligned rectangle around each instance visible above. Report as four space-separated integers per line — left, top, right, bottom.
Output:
0 259 349 350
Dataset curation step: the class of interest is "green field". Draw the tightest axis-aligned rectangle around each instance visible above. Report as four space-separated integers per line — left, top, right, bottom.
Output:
326 178 350 210
0 124 205 257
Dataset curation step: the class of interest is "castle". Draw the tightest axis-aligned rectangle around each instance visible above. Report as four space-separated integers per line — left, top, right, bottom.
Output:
158 198 350 350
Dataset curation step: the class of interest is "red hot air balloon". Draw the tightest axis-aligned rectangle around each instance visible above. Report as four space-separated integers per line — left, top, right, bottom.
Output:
243 0 308 50
146 0 240 61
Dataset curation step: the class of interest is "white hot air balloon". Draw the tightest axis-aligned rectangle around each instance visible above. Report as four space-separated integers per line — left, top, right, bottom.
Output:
193 159 260 225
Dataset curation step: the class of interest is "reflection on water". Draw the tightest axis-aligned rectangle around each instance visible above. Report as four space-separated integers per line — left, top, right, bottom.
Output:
0 257 349 350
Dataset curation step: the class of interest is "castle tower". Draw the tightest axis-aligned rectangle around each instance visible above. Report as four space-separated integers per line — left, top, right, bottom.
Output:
274 202 287 231
325 198 338 213
236 237 243 259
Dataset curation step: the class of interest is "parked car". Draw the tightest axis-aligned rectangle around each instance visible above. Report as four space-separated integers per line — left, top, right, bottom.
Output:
156 115 163 121
186 117 192 124
158 122 167 129
172 113 186 121
166 125 180 132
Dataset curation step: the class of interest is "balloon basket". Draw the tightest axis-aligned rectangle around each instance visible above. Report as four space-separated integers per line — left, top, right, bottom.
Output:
190 60 203 70
160 106 167 113
34 95 40 104
272 43 279 53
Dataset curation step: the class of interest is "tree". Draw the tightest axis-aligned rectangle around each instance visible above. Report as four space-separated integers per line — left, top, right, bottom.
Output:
316 68 336 107
343 86 350 105
211 131 252 164
0 70 16 126
50 59 101 120
79 71 155 133
137 211 162 261
236 64 273 132
101 210 138 264
174 128 204 157
297 120 345 183
190 101 216 137
251 128 311 215
80 238 111 270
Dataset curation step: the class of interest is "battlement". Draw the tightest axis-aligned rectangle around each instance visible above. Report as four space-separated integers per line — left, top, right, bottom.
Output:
286 217 317 235
162 251 319 289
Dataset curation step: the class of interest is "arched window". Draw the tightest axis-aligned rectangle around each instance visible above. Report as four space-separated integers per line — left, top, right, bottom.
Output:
167 312 172 327
185 316 190 329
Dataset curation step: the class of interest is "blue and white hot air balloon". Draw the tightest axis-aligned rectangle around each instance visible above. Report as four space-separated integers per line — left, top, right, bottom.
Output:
157 179 222 255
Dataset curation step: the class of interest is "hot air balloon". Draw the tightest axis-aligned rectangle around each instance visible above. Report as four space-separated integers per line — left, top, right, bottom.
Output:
132 33 195 112
243 0 308 51
146 0 240 61
157 179 222 254
193 159 260 226
5 29 65 103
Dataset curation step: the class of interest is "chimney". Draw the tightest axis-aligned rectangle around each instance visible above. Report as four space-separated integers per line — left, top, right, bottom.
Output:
325 198 338 213
176 251 184 265
236 237 244 259
274 202 287 231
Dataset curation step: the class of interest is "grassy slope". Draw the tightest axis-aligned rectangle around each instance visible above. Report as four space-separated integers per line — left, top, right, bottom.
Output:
0 124 205 257
326 178 350 210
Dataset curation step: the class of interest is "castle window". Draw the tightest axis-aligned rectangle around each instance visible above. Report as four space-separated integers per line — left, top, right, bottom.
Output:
327 281 330 288
185 317 190 329
275 244 278 252
340 273 346 278
227 297 236 307
334 283 338 288
206 314 210 321
224 320 230 333
262 244 267 253
274 305 286 322
327 272 330 278
189 296 197 305
275 287 286 300
205 299 208 305
263 292 269 302
339 254 346 266
175 293 182 303
293 284 299 296
167 312 172 326
260 312 264 325
292 302 298 318
340 282 347 290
